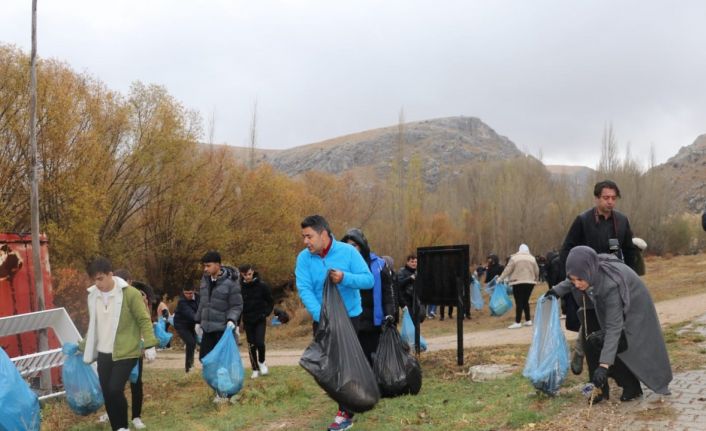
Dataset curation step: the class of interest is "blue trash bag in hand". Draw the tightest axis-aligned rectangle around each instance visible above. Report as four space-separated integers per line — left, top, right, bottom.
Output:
489 282 513 316
400 307 428 351
522 296 569 395
0 346 41 431
470 277 484 310
129 361 140 384
201 327 244 398
484 275 498 295
154 317 173 348
62 342 105 416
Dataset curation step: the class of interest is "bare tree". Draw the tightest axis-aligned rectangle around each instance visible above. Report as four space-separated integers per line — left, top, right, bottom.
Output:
249 99 258 169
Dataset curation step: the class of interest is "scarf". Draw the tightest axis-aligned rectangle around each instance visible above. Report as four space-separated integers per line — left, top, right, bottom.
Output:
565 245 631 314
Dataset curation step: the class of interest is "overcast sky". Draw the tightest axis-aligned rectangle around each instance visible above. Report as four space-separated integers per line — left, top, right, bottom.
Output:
2 0 705 167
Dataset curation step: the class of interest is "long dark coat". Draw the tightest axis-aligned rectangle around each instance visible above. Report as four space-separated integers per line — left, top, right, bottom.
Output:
555 254 672 394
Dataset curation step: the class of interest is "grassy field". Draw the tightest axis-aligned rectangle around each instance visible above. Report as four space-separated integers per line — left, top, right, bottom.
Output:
40 254 706 430
41 319 706 431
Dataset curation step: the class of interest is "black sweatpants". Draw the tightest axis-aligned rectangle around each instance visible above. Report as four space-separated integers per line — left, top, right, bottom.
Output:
512 283 535 323
244 319 267 371
130 356 143 420
175 325 197 372
97 352 138 431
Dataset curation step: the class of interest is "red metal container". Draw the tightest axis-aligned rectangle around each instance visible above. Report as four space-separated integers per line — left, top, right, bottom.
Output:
0 233 59 360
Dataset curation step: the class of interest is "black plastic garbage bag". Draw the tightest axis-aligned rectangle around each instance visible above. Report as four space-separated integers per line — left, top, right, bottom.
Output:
299 276 380 413
373 323 422 397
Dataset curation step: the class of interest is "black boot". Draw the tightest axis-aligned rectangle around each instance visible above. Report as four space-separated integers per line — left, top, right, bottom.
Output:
620 386 643 402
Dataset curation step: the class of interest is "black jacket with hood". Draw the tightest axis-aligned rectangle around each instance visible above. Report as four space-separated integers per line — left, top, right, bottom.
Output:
241 273 275 325
341 228 396 332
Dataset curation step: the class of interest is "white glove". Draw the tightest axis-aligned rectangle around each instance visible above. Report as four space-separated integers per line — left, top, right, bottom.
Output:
194 323 203 337
144 347 157 362
226 321 236 329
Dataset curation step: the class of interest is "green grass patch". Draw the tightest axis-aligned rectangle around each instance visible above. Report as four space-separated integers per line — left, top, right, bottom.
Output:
41 348 582 431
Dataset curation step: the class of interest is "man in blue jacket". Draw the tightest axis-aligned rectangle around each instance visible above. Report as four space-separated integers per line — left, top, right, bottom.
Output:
295 215 373 431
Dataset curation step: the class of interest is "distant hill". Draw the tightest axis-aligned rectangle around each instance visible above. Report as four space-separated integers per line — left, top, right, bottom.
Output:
545 165 596 194
652 134 706 211
219 116 526 188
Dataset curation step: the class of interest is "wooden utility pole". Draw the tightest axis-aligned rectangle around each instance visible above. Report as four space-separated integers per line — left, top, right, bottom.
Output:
29 0 51 394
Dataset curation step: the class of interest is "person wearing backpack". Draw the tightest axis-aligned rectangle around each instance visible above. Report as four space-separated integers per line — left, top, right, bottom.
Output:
238 263 274 379
194 250 243 403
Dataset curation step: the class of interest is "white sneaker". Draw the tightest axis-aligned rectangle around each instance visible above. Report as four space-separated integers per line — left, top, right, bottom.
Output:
251 370 260 379
98 413 109 423
258 362 268 375
523 320 533 326
117 428 129 431
213 395 228 404
132 417 146 429
507 322 522 329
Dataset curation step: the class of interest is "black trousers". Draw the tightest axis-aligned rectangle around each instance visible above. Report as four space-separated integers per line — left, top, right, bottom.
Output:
97 352 138 431
130 356 143 420
439 305 454 319
358 328 380 366
244 319 267 370
312 316 360 418
175 325 197 372
512 283 535 323
581 307 641 393
199 330 227 362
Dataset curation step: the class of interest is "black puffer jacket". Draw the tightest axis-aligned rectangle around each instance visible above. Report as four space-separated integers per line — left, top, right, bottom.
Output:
173 293 200 329
195 268 243 333
241 273 274 324
341 228 396 331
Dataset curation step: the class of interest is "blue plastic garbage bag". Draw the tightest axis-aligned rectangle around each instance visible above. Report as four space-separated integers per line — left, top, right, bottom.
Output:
470 277 484 310
484 275 498 295
129 361 140 384
0 346 40 430
62 342 104 416
154 317 173 348
489 282 513 316
522 296 569 395
400 307 428 351
300 276 380 413
201 327 244 398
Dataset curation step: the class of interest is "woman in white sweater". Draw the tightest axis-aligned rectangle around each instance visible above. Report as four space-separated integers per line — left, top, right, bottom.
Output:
500 244 540 329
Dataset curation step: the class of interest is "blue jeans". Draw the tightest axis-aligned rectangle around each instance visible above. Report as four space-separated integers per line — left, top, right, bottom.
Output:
427 304 437 315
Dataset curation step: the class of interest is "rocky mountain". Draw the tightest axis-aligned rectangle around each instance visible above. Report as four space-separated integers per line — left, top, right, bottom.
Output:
653 134 706 211
235 116 526 188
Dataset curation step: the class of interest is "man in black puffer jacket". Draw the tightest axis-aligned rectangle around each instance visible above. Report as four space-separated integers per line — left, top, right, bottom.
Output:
194 251 243 365
238 264 274 379
341 228 397 365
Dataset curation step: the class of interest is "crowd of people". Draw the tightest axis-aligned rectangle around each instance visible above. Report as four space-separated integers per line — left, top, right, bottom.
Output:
70 179 701 431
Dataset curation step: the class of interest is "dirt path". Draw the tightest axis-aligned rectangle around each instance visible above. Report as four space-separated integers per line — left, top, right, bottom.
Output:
147 292 706 371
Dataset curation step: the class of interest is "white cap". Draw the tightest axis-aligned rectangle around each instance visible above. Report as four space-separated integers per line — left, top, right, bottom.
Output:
632 237 647 250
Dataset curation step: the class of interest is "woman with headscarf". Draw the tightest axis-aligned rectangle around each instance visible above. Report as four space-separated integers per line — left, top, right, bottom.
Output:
546 246 672 403
499 244 539 329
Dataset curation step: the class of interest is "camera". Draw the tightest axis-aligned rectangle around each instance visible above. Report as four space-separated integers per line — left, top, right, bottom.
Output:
608 238 620 252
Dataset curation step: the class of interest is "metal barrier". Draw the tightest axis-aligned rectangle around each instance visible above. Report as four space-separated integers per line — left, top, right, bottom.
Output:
0 308 81 400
